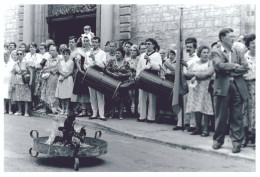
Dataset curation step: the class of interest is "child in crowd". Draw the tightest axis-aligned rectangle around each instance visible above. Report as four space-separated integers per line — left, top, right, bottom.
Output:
55 48 74 115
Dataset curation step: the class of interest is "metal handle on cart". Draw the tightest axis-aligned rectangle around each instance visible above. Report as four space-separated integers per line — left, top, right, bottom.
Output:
29 148 39 157
94 131 102 139
30 130 39 138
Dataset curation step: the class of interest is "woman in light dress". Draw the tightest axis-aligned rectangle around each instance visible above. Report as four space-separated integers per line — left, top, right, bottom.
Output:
55 48 74 115
11 49 33 117
185 45 214 137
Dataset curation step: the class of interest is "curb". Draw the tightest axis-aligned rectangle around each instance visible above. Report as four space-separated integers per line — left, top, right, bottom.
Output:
30 111 255 162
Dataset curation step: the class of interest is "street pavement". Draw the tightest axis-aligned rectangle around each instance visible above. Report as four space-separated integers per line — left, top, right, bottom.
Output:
4 114 255 172
29 111 256 162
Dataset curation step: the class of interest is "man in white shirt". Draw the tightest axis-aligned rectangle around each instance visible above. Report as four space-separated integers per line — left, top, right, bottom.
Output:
86 37 107 121
136 38 162 123
106 41 117 64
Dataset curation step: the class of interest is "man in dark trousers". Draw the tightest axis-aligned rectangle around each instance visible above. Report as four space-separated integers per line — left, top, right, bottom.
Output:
211 28 249 153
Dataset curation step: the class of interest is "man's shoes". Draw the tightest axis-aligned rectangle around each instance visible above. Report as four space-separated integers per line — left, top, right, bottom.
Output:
201 133 209 137
146 120 155 123
190 130 201 135
212 141 223 150
89 116 98 120
100 117 107 121
173 126 182 131
187 127 196 132
137 118 146 122
232 145 241 153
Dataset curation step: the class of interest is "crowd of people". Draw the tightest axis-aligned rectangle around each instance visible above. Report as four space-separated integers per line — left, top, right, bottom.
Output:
3 25 255 153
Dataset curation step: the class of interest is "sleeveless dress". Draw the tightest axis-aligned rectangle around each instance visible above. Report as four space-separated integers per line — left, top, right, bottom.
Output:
55 59 74 99
185 60 213 115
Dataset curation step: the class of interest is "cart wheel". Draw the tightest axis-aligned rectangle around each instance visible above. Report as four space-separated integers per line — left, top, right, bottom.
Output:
29 148 39 157
74 158 79 171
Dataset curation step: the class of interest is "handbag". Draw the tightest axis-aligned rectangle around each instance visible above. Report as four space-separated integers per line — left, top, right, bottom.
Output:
22 73 30 84
17 62 30 84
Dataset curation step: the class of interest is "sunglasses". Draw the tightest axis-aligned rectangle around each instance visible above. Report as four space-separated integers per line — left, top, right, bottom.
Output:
145 43 152 45
17 53 23 56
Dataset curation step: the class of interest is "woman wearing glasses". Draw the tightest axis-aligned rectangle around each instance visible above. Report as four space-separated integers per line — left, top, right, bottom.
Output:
11 49 32 117
136 38 162 123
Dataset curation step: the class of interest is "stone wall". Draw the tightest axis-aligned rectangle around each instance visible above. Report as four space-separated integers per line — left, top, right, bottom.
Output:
4 5 22 45
131 4 255 51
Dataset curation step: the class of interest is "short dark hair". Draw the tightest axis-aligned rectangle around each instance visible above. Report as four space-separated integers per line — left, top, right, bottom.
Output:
169 50 176 56
197 45 210 58
29 42 37 49
69 36 77 42
145 38 159 51
211 41 218 49
92 36 101 43
105 41 110 46
9 42 16 48
116 47 125 58
185 37 197 49
62 48 71 55
219 28 234 42
125 41 133 46
245 33 256 49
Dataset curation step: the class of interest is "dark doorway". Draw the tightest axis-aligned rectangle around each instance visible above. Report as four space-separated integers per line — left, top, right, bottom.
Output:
48 17 96 47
